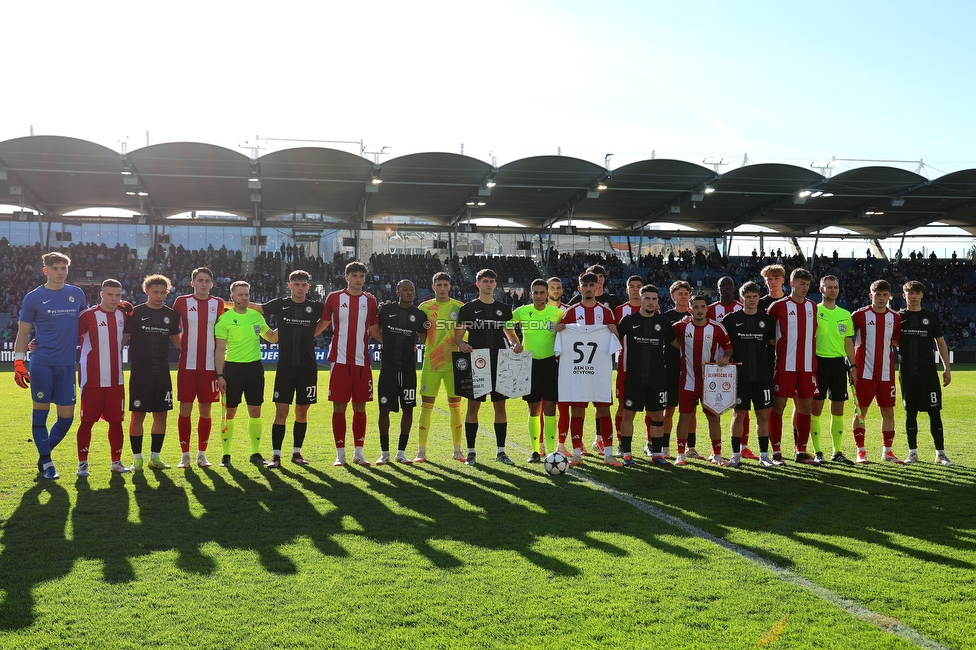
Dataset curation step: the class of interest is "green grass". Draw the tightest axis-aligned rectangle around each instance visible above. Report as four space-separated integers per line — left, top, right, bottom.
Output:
1 367 974 649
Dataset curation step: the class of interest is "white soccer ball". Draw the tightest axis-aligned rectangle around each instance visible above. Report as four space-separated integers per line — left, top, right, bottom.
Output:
544 451 569 476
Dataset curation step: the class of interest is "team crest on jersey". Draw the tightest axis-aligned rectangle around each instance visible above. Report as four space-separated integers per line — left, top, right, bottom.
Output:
838 324 846 334
654 324 661 331
409 315 416 322
547 322 554 331
922 318 929 325
305 306 312 313
495 310 503 316
253 325 261 335
360 302 368 310
450 311 458 319
68 295 75 302
163 317 170 324
759 321 766 328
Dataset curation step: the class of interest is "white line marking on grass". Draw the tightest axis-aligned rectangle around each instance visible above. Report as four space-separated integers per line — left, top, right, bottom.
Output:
573 471 951 650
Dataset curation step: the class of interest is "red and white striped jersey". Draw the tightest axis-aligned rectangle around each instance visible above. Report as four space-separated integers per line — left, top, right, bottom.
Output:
322 289 378 366
561 302 616 327
78 306 125 388
672 319 732 392
852 306 900 381
707 300 742 323
173 295 225 371
614 302 641 372
768 296 818 373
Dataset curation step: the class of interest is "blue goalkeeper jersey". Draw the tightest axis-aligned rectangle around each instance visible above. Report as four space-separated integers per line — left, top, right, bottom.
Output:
19 284 88 366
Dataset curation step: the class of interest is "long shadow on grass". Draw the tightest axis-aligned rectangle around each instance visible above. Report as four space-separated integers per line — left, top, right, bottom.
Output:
595 457 976 571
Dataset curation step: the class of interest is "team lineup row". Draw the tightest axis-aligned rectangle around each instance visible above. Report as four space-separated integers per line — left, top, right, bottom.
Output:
14 253 952 479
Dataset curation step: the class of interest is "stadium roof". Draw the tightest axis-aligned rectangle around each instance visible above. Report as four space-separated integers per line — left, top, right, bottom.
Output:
3 135 976 238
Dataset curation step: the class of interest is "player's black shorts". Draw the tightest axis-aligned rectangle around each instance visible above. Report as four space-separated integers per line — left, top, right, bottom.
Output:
273 365 318 405
734 381 774 411
815 356 849 402
665 366 680 408
225 361 265 409
129 369 174 413
523 357 558 403
899 371 942 412
377 366 418 412
621 378 669 413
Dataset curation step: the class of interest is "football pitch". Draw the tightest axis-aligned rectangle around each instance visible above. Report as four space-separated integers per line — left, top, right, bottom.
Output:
1 368 974 649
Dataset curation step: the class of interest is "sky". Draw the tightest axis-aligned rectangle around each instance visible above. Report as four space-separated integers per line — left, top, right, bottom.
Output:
5 0 976 178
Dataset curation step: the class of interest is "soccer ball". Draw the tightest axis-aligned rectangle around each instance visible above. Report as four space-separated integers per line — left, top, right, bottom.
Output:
544 451 569 476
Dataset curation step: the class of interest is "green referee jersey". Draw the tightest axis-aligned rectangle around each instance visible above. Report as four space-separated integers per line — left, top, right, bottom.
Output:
214 308 271 363
815 303 854 358
512 303 562 359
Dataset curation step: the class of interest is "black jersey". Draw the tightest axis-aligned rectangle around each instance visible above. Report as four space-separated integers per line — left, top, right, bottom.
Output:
377 302 426 369
125 303 180 372
897 308 944 375
758 293 786 314
618 312 676 385
262 298 323 368
722 309 775 383
458 299 513 350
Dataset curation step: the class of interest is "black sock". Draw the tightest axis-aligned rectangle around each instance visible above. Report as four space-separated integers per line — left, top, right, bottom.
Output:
131 435 143 455
271 423 286 451
494 422 507 448
759 435 769 453
397 433 410 452
379 432 390 453
662 433 671 448
652 437 663 454
732 436 741 453
621 436 632 454
465 422 478 449
930 410 945 449
688 432 697 447
906 410 919 449
293 421 307 449
150 433 165 454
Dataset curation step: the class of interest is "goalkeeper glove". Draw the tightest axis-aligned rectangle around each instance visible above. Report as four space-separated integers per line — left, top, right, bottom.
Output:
119 300 134 316
14 360 30 389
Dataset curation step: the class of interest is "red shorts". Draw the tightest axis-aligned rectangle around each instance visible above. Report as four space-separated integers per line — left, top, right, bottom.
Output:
79 385 125 423
773 370 820 399
178 369 219 404
329 363 373 403
678 388 703 415
615 370 626 400
855 378 896 408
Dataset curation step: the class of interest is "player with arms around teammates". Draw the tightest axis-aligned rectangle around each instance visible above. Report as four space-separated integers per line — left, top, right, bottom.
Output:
14 252 88 480
243 269 323 468
123 275 182 471
76 279 133 476
616 284 676 467
455 268 523 466
898 280 954 466
172 267 226 469
320 261 379 467
371 279 427 465
850 280 902 464
417 272 465 462
512 279 563 463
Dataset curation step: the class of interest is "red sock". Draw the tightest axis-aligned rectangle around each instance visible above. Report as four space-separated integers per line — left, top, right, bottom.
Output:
199 417 211 451
796 413 811 451
711 438 722 457
77 421 94 462
677 438 687 454
882 430 895 448
558 403 570 443
600 416 614 448
570 416 584 451
645 414 654 443
853 427 866 448
333 412 347 448
108 422 124 462
769 411 783 453
741 411 751 446
352 411 367 447
178 415 192 453
614 413 623 435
